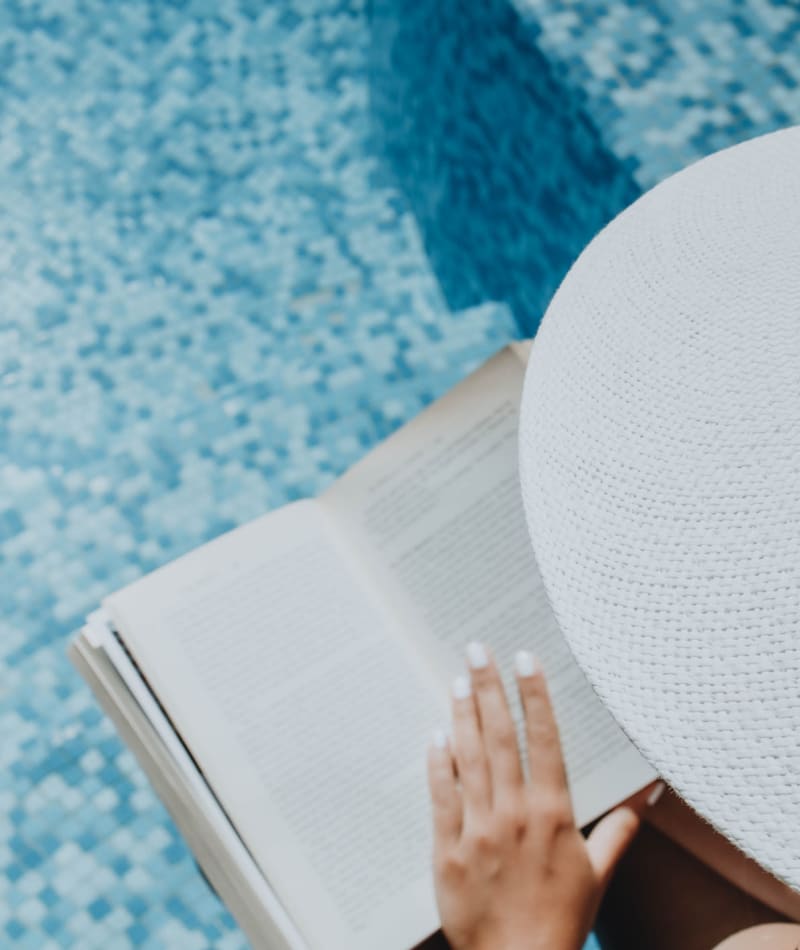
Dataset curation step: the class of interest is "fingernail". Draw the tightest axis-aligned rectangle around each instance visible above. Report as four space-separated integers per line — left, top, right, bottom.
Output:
647 781 666 807
452 675 472 699
466 641 488 669
515 650 537 677
432 729 448 749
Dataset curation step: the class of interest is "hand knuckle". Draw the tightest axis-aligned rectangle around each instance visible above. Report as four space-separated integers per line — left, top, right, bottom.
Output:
465 824 497 856
495 725 518 752
498 803 528 841
474 832 496 856
534 793 572 830
436 850 466 881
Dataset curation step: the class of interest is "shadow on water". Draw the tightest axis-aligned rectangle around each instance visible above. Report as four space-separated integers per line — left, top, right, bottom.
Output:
368 0 641 335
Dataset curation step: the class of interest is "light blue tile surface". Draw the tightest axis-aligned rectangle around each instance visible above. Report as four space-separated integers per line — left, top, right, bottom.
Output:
0 1 518 944
3 0 800 945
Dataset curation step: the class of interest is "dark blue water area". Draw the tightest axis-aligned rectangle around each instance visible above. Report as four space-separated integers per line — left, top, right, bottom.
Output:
368 0 641 336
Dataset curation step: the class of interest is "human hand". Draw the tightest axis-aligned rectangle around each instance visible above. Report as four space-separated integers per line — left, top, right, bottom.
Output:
427 643 663 950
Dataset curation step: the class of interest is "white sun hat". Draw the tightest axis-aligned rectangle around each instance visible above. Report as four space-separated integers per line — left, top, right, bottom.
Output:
518 126 800 891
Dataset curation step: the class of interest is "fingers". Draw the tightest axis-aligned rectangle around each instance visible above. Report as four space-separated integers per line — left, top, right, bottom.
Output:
585 781 664 888
427 731 462 848
450 674 491 816
515 651 572 809
466 642 524 801
444 645 578 826
585 807 640 889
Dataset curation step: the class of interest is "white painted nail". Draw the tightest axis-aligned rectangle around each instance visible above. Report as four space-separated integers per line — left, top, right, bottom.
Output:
647 781 666 807
452 675 472 699
466 641 489 669
515 650 537 677
432 729 448 749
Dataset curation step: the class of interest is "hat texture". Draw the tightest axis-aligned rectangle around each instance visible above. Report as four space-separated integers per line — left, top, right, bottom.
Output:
519 126 800 890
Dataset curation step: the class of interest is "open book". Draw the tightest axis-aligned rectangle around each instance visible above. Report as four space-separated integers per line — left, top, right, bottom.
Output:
70 342 655 950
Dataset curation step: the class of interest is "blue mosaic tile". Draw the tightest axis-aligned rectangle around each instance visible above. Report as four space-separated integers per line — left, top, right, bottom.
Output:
369 0 641 336
369 0 800 340
514 0 800 187
0 0 519 945
6 0 796 945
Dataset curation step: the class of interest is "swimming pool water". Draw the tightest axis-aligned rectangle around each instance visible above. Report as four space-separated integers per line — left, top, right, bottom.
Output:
2 0 799 945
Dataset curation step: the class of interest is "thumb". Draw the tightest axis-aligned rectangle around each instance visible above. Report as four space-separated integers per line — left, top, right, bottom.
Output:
585 780 664 890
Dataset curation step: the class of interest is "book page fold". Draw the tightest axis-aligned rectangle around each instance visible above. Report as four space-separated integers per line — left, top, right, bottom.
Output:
322 347 656 826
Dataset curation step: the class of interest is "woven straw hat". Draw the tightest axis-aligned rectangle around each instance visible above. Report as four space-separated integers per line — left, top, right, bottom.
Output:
518 126 800 890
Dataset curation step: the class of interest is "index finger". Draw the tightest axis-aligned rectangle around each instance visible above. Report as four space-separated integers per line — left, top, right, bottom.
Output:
466 642 524 801
515 651 572 807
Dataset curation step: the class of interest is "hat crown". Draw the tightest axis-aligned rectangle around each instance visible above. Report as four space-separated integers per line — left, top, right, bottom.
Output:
519 126 800 890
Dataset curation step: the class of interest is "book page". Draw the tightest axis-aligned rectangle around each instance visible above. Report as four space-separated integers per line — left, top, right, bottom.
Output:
322 347 656 825
105 501 444 950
